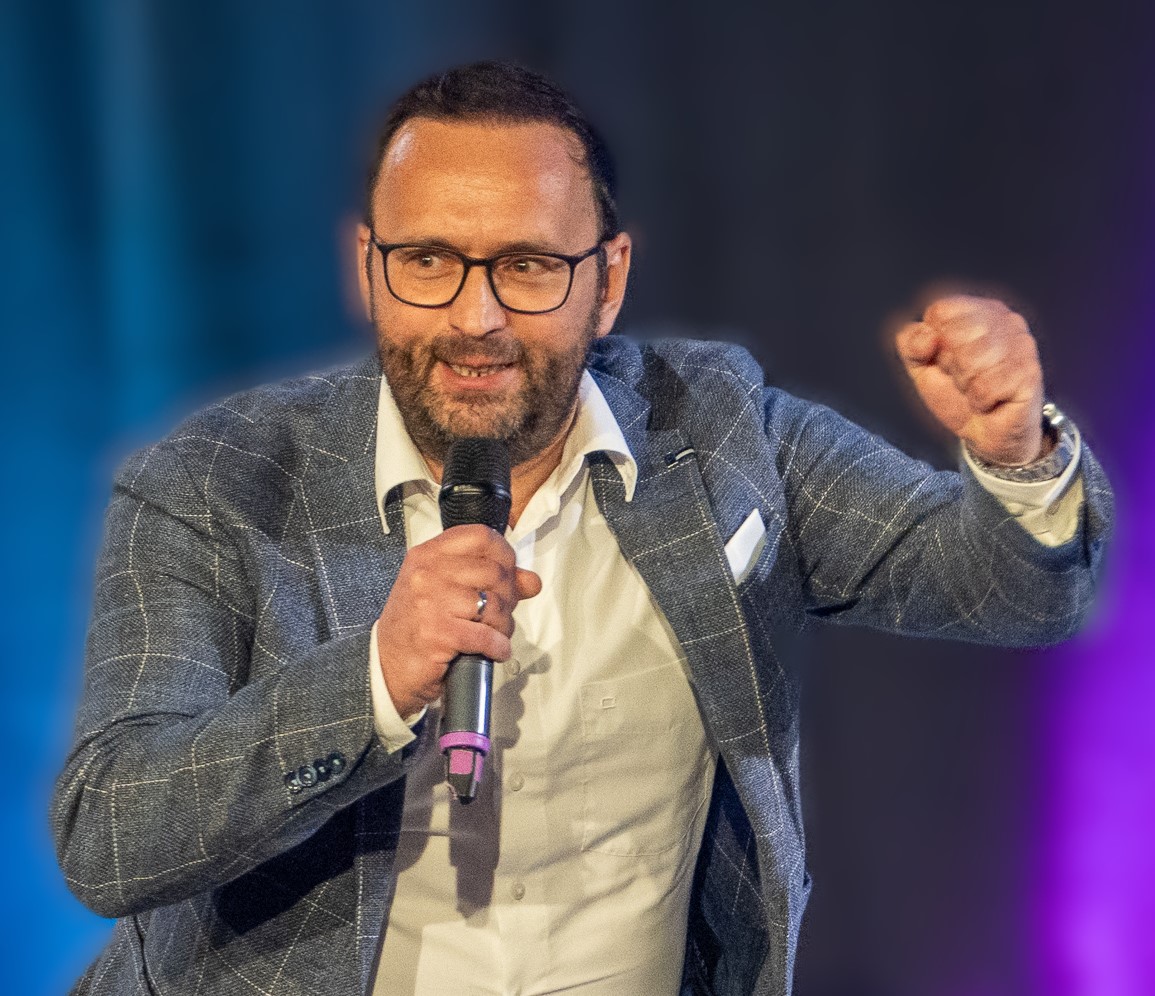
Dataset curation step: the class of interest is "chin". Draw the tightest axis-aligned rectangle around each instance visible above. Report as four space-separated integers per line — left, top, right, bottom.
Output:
433 398 523 441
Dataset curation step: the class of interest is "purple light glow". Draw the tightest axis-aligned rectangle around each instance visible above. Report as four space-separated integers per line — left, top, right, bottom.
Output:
1035 458 1155 995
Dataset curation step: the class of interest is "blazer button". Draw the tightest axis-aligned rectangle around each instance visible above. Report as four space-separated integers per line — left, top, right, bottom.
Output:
312 758 331 782
297 764 318 788
328 751 347 774
283 772 303 794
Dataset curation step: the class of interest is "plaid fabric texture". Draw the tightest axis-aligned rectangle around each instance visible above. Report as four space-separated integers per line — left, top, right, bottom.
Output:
52 336 1113 995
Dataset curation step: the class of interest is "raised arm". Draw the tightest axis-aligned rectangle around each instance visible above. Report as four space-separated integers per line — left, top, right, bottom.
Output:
765 295 1113 642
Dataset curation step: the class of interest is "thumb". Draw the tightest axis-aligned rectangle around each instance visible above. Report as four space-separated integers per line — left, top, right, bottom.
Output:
515 567 543 600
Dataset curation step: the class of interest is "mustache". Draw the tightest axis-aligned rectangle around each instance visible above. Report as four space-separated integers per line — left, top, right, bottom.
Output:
428 335 523 366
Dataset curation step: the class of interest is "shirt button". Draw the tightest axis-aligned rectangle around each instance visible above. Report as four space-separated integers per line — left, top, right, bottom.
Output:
504 659 522 678
509 773 525 792
511 881 526 901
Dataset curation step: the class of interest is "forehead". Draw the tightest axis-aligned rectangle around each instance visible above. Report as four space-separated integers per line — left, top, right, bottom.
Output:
372 118 599 248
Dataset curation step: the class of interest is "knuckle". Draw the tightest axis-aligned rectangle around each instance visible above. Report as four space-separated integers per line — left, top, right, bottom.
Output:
491 534 517 565
969 375 1002 410
926 294 970 322
486 561 509 588
498 565 518 597
408 565 432 596
1008 310 1030 334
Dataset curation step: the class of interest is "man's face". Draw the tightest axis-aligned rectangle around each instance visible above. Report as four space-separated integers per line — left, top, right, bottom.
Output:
359 118 631 467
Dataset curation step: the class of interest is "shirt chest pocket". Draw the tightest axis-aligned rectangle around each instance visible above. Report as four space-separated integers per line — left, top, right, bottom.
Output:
578 663 711 856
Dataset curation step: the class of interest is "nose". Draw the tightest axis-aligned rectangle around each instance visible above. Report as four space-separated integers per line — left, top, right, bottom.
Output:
446 262 508 337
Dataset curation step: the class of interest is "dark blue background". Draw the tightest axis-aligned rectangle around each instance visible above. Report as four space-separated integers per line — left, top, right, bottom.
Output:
3 3 1152 993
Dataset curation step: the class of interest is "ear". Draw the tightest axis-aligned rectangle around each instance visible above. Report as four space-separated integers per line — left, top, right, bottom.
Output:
594 231 632 338
355 223 373 321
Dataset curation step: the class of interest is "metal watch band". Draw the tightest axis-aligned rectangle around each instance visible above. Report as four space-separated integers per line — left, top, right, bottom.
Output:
966 402 1078 484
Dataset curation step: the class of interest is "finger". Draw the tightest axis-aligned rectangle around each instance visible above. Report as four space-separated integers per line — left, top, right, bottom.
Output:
431 522 494 548
430 581 514 637
936 316 992 350
936 330 1005 391
515 568 543 600
934 305 1030 348
382 627 455 710
416 677 446 707
476 589 516 639
405 657 448 700
444 616 513 662
430 559 517 601
964 360 1039 414
405 562 513 623
923 294 1005 326
438 522 516 557
895 322 940 366
953 329 1040 400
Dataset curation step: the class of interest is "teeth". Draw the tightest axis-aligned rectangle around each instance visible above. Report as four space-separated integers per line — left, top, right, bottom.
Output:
448 363 508 378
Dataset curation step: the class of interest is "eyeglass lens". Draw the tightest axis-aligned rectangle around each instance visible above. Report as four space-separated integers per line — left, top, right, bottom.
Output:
385 247 574 313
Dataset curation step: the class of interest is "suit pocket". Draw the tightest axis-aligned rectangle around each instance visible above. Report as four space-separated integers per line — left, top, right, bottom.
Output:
724 509 767 585
578 663 710 856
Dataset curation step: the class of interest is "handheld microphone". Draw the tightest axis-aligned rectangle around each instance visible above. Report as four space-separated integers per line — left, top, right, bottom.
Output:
437 438 512 803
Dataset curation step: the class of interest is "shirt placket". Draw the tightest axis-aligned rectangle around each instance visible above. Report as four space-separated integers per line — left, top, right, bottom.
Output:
491 524 556 990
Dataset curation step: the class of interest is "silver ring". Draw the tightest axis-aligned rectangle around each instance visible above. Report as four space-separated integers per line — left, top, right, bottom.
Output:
473 590 488 622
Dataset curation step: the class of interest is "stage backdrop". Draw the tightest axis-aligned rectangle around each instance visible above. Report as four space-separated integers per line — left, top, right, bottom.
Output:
1 3 1151 994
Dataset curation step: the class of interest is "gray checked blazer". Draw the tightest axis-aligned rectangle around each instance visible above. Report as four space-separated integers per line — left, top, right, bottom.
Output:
53 335 1113 995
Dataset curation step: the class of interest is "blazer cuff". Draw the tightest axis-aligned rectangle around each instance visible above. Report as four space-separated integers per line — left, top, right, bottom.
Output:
963 426 1084 547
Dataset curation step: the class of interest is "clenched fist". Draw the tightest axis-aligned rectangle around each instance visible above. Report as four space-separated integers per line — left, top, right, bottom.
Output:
376 524 542 718
895 295 1047 466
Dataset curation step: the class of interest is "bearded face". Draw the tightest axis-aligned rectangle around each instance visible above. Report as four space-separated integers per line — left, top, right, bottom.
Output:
376 301 599 466
360 118 629 470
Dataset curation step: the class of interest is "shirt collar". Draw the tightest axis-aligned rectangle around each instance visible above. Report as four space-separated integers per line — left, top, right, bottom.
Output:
373 368 637 534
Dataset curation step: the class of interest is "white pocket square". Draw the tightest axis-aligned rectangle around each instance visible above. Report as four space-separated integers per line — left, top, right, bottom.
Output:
724 509 766 584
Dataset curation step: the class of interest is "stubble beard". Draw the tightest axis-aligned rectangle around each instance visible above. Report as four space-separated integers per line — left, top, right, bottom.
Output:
377 306 600 467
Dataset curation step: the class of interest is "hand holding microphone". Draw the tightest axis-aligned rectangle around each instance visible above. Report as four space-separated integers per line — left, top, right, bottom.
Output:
373 440 541 798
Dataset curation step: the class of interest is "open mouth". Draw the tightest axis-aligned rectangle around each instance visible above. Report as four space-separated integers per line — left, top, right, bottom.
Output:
445 362 514 378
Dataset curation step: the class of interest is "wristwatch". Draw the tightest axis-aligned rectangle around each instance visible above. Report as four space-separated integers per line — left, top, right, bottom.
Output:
966 402 1078 483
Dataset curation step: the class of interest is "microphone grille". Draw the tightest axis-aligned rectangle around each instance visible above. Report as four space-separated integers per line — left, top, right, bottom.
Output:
439 439 512 532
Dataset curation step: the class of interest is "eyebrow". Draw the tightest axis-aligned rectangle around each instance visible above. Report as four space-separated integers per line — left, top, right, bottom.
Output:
389 236 574 256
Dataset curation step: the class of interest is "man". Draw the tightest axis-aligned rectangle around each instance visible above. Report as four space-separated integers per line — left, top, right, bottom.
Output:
53 61 1112 995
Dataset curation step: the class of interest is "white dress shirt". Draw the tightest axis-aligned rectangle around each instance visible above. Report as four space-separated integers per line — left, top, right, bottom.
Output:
371 372 715 995
367 370 1085 995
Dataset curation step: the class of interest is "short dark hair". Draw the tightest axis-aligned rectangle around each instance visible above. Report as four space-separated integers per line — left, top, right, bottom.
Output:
365 61 620 241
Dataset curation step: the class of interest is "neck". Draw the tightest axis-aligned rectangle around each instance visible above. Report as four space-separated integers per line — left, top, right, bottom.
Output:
506 409 577 526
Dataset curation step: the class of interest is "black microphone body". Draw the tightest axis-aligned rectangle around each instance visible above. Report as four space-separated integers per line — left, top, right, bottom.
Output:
437 438 512 803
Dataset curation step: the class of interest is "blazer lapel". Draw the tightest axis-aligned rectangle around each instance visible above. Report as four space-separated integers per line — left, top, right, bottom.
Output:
303 450 407 640
589 369 763 754
292 358 408 640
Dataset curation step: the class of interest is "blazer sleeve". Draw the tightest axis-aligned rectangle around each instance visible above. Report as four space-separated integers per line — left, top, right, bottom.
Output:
51 439 422 919
763 387 1114 645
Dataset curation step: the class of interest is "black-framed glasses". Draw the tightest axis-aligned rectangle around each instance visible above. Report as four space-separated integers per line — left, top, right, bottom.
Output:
369 234 603 315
